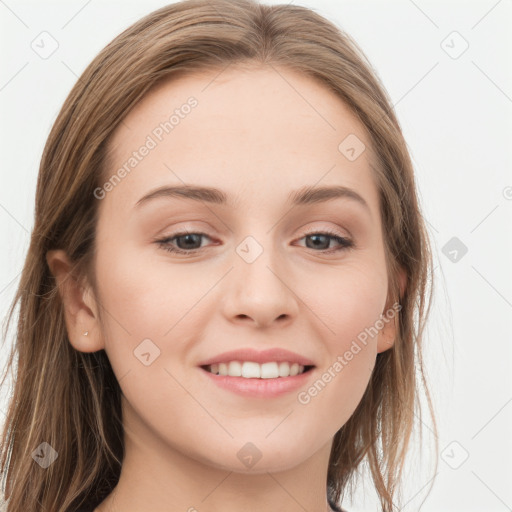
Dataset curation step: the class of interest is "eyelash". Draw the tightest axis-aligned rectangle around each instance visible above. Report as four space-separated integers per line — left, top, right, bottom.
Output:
155 228 354 255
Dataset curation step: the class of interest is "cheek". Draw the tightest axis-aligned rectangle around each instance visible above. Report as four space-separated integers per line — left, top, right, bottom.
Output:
95 241 203 336
295 265 385 413
93 239 223 389
93 243 208 419
297 346 375 441
296 282 383 433
305 263 387 348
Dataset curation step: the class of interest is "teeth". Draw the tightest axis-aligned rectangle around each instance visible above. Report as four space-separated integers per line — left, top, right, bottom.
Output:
207 361 306 378
261 362 279 379
242 361 261 378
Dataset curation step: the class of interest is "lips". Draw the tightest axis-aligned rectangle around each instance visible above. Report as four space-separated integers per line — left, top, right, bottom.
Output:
197 347 316 367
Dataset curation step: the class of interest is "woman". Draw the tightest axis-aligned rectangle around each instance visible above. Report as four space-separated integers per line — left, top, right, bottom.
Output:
0 0 437 510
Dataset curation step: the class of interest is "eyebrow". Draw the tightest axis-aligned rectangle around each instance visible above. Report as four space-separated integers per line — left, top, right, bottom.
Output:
134 184 371 214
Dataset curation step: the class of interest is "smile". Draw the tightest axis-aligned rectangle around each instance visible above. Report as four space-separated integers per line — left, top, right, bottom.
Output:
203 361 313 378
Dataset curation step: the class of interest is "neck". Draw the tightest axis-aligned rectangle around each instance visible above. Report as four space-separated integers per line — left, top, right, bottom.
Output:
96 399 335 512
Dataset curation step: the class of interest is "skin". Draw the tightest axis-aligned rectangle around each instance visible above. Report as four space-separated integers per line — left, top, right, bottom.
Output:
47 63 405 512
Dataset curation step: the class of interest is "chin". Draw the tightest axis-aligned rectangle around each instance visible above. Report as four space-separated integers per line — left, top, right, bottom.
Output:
198 441 316 475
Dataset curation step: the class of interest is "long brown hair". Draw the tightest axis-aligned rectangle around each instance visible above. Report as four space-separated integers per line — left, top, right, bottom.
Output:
0 0 437 510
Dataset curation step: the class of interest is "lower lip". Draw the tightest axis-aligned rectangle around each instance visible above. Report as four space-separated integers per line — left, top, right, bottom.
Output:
199 367 315 398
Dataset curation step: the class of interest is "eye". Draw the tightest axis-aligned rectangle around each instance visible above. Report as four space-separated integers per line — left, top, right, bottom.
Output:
154 228 354 255
156 231 212 255
296 228 354 254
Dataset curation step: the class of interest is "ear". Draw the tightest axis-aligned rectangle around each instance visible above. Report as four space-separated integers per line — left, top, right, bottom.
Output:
46 249 104 353
377 266 407 353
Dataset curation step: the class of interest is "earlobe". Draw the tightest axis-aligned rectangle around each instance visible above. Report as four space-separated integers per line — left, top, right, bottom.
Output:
376 315 397 353
46 249 104 353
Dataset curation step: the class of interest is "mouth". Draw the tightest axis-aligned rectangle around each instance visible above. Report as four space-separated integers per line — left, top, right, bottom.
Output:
200 361 316 379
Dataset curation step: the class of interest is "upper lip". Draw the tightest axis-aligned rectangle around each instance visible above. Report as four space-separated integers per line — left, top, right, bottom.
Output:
197 348 316 367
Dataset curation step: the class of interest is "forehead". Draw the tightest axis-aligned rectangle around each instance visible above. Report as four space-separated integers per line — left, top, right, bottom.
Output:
103 64 380 217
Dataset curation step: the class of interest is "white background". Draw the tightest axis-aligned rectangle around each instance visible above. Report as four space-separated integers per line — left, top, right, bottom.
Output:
1 1 511 510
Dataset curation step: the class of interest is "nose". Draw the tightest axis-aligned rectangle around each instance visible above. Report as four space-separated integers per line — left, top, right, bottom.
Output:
221 241 299 329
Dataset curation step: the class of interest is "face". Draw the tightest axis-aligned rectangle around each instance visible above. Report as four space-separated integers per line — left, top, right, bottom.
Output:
86 64 397 473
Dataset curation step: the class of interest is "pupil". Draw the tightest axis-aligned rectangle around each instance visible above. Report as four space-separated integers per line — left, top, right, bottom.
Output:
180 234 200 249
308 234 328 250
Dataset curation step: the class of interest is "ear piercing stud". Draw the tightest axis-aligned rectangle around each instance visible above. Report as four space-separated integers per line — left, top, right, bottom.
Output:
83 331 89 336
